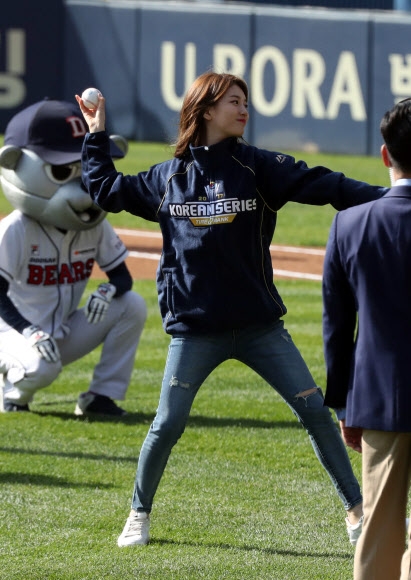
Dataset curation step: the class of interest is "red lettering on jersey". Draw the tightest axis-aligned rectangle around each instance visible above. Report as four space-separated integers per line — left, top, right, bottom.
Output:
27 265 44 285
72 260 85 281
58 263 74 284
43 265 58 285
67 116 87 138
26 261 93 286
85 258 94 278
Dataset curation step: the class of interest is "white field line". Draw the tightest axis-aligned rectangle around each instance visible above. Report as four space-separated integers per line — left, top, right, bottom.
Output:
128 250 162 260
118 228 324 281
274 270 323 281
270 245 325 256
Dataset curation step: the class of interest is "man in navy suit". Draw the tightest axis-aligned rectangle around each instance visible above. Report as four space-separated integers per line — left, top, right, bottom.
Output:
322 98 411 580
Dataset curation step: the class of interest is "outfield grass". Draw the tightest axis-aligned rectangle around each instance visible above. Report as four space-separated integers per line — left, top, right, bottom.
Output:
0 141 383 578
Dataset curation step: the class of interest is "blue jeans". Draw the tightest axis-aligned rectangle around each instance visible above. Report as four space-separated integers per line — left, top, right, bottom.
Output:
132 319 361 512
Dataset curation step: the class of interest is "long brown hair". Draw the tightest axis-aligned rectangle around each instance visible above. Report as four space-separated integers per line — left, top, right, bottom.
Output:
174 71 249 159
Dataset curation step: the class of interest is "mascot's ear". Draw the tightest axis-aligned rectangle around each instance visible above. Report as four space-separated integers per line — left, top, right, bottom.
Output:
109 134 128 156
0 145 23 170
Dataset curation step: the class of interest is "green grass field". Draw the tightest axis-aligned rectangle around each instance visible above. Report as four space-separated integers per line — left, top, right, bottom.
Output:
0 141 385 579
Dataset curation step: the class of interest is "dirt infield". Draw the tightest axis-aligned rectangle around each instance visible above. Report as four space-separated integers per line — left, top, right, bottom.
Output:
92 228 325 282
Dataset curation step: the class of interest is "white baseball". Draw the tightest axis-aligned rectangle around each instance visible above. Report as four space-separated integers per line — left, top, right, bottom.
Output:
81 87 100 110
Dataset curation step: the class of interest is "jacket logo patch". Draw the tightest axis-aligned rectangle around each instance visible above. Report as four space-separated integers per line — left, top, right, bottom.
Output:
169 197 257 227
204 180 225 197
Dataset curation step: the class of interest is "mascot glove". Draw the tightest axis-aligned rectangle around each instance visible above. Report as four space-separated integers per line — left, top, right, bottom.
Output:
84 282 116 324
22 325 60 363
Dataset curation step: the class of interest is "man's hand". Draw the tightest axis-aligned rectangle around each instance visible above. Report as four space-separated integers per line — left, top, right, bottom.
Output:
22 325 60 363
340 419 363 453
84 283 116 324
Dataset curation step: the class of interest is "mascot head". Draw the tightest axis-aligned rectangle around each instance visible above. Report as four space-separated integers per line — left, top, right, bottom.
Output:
0 98 127 231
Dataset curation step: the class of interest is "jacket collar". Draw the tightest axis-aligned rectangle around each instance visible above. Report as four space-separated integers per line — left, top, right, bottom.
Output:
189 137 239 169
385 184 411 198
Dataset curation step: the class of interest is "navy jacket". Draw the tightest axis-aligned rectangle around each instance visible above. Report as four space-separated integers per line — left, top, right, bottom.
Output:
82 132 386 335
323 186 411 432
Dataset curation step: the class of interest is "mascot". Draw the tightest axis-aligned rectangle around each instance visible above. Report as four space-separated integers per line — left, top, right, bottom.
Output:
0 99 147 414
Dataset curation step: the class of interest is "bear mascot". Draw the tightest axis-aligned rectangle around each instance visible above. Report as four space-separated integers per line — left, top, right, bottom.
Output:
0 98 147 415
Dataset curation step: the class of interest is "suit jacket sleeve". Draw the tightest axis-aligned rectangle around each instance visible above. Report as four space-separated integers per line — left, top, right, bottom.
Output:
322 215 357 409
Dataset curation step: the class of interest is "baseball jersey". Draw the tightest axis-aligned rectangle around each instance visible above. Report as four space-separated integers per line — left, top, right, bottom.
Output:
0 210 128 339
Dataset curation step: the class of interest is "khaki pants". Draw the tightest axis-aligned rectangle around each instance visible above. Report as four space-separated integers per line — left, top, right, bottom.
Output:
354 429 411 580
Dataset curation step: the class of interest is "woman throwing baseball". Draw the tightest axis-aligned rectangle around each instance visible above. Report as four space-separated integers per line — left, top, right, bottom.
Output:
76 72 386 548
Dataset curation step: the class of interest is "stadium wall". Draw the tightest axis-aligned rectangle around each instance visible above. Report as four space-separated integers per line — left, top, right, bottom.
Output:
1 0 411 156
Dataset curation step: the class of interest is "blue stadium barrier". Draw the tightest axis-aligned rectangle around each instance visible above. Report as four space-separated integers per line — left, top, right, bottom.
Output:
2 0 411 156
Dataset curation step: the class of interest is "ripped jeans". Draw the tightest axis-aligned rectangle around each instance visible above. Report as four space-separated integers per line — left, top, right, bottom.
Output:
132 319 362 513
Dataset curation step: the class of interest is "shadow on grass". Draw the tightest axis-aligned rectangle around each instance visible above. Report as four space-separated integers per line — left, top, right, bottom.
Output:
28 408 303 430
0 471 113 488
148 537 353 560
0 414 302 463
0 445 137 462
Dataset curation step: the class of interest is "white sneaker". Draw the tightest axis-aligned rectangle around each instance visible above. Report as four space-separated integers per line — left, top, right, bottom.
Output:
346 515 363 546
117 511 150 547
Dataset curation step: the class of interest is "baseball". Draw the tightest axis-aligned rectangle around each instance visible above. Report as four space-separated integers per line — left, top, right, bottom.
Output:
81 87 100 110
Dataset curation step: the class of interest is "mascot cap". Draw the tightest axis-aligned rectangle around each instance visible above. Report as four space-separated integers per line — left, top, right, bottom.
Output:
4 98 125 165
